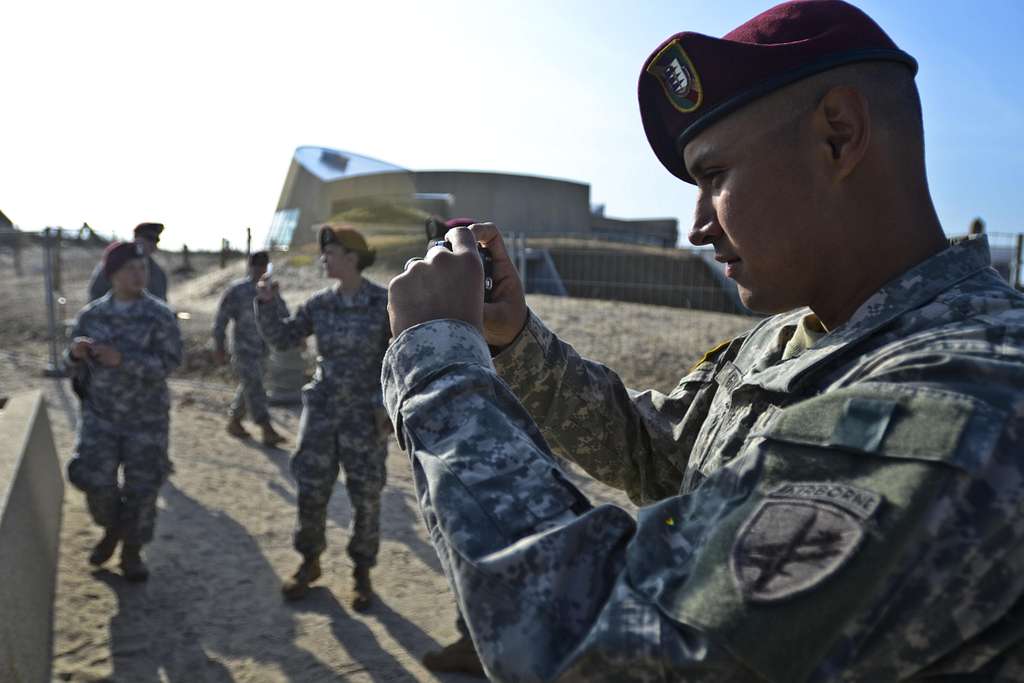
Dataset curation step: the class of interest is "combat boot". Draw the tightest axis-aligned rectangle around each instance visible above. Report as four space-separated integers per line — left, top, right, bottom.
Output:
421 635 485 676
120 543 149 582
351 565 374 613
88 527 120 566
227 417 249 439
281 555 321 601
260 420 285 447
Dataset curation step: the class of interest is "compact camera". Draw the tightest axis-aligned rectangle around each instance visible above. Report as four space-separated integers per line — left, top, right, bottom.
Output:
424 217 495 302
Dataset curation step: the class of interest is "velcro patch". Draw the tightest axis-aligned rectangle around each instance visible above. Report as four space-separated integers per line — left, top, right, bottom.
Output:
769 482 881 520
731 500 865 603
646 41 703 113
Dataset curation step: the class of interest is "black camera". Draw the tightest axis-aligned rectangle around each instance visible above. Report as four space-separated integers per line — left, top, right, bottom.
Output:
424 217 494 302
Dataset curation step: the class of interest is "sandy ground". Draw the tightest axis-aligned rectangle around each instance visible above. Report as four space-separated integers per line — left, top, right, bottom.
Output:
0 256 754 682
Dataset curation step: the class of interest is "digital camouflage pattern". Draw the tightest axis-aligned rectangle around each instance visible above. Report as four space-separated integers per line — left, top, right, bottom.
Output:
65 293 182 545
213 277 270 422
382 235 1024 682
88 255 168 302
257 279 391 564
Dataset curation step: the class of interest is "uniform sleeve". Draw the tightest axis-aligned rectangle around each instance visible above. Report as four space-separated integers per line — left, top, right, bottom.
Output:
492 311 723 504
119 311 183 381
87 263 110 303
212 285 235 352
63 310 88 375
148 258 168 302
255 294 314 351
383 319 1024 683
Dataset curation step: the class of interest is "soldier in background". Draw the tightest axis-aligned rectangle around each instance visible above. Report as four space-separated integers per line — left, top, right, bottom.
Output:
212 250 285 446
88 222 168 302
256 226 391 612
66 241 182 581
383 1 1024 680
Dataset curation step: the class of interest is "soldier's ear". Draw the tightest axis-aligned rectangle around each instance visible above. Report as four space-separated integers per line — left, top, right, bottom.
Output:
812 85 871 182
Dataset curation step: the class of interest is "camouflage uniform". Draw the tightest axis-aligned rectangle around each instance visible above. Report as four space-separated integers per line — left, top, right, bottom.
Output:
88 255 168 302
257 280 391 566
383 235 1024 682
213 276 269 423
65 293 182 546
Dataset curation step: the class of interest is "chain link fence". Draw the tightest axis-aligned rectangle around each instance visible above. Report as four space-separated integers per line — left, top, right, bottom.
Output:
2 227 1021 395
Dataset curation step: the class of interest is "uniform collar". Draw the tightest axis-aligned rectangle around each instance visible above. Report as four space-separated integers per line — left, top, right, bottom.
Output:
735 235 993 393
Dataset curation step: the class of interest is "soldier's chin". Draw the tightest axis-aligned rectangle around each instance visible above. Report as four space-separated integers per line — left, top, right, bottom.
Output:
737 286 789 316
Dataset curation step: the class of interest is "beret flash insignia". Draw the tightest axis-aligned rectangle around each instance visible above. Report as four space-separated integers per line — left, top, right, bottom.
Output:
647 40 703 113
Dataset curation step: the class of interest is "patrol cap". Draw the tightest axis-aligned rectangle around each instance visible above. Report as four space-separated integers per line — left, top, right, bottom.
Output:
638 0 917 184
317 224 376 268
103 240 145 278
133 222 164 243
249 250 269 267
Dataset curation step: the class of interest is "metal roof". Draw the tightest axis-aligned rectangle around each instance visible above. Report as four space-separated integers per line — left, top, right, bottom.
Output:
293 146 407 182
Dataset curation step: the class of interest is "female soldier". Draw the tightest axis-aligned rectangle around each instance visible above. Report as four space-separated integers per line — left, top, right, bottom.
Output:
256 226 391 611
66 241 182 581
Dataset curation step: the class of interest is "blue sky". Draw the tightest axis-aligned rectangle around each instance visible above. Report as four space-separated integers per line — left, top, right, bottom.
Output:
1 0 1021 250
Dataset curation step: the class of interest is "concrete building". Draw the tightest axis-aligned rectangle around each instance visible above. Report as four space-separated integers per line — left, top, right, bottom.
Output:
265 146 678 249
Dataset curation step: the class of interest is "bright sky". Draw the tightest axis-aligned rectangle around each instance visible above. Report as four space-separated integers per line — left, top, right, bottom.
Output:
2 0 1022 251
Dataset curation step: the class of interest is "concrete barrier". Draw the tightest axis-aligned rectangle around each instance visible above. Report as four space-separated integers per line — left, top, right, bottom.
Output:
0 391 64 683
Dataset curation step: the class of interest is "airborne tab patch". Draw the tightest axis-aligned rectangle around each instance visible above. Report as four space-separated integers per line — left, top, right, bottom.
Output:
646 40 703 113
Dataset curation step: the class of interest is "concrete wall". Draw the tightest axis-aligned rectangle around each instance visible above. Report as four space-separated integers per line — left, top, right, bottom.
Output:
0 391 64 683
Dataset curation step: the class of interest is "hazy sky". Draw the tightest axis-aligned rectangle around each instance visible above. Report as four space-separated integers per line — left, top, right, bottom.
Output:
2 0 1022 250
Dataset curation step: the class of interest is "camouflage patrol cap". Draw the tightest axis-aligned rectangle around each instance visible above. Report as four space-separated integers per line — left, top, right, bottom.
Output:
102 240 145 278
638 0 917 184
318 224 376 269
133 222 164 243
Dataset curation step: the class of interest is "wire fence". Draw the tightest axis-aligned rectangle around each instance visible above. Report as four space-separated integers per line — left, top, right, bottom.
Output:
2 227 1021 395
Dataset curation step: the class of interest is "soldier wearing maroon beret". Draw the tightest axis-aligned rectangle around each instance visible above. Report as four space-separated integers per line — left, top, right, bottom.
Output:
88 222 169 303
385 1 1024 680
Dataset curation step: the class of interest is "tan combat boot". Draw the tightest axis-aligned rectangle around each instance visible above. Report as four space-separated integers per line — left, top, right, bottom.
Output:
281 555 321 601
88 527 120 566
351 565 374 613
421 635 485 676
227 417 249 439
120 543 150 582
260 420 285 447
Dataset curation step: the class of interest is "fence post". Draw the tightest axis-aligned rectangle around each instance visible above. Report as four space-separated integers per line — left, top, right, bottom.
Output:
41 229 63 377
246 228 252 257
220 239 228 269
12 227 22 276
1015 234 1024 290
52 228 63 293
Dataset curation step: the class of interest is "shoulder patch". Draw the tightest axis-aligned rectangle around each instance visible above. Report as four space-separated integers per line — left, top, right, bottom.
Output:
688 338 733 374
731 498 866 603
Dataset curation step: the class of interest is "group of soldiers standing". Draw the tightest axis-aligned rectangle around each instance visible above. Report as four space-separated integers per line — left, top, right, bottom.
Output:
65 223 398 619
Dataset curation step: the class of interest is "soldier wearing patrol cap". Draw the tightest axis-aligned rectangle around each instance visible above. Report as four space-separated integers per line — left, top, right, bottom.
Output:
88 222 169 302
383 1 1024 680
255 225 391 611
66 241 182 582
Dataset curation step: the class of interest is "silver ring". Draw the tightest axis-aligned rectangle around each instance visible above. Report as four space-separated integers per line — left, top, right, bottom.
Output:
404 257 423 270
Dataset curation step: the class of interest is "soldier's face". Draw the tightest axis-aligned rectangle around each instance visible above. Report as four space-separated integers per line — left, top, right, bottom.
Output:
111 258 147 296
321 244 357 280
250 262 267 280
684 105 827 314
136 236 157 256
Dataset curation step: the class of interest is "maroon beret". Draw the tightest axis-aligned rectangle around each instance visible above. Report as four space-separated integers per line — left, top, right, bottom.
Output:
639 0 917 184
103 241 145 278
445 218 480 229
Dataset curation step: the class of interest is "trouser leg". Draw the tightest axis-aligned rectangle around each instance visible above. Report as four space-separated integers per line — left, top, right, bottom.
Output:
119 425 171 546
291 407 341 558
234 354 269 424
67 419 121 531
338 408 388 568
